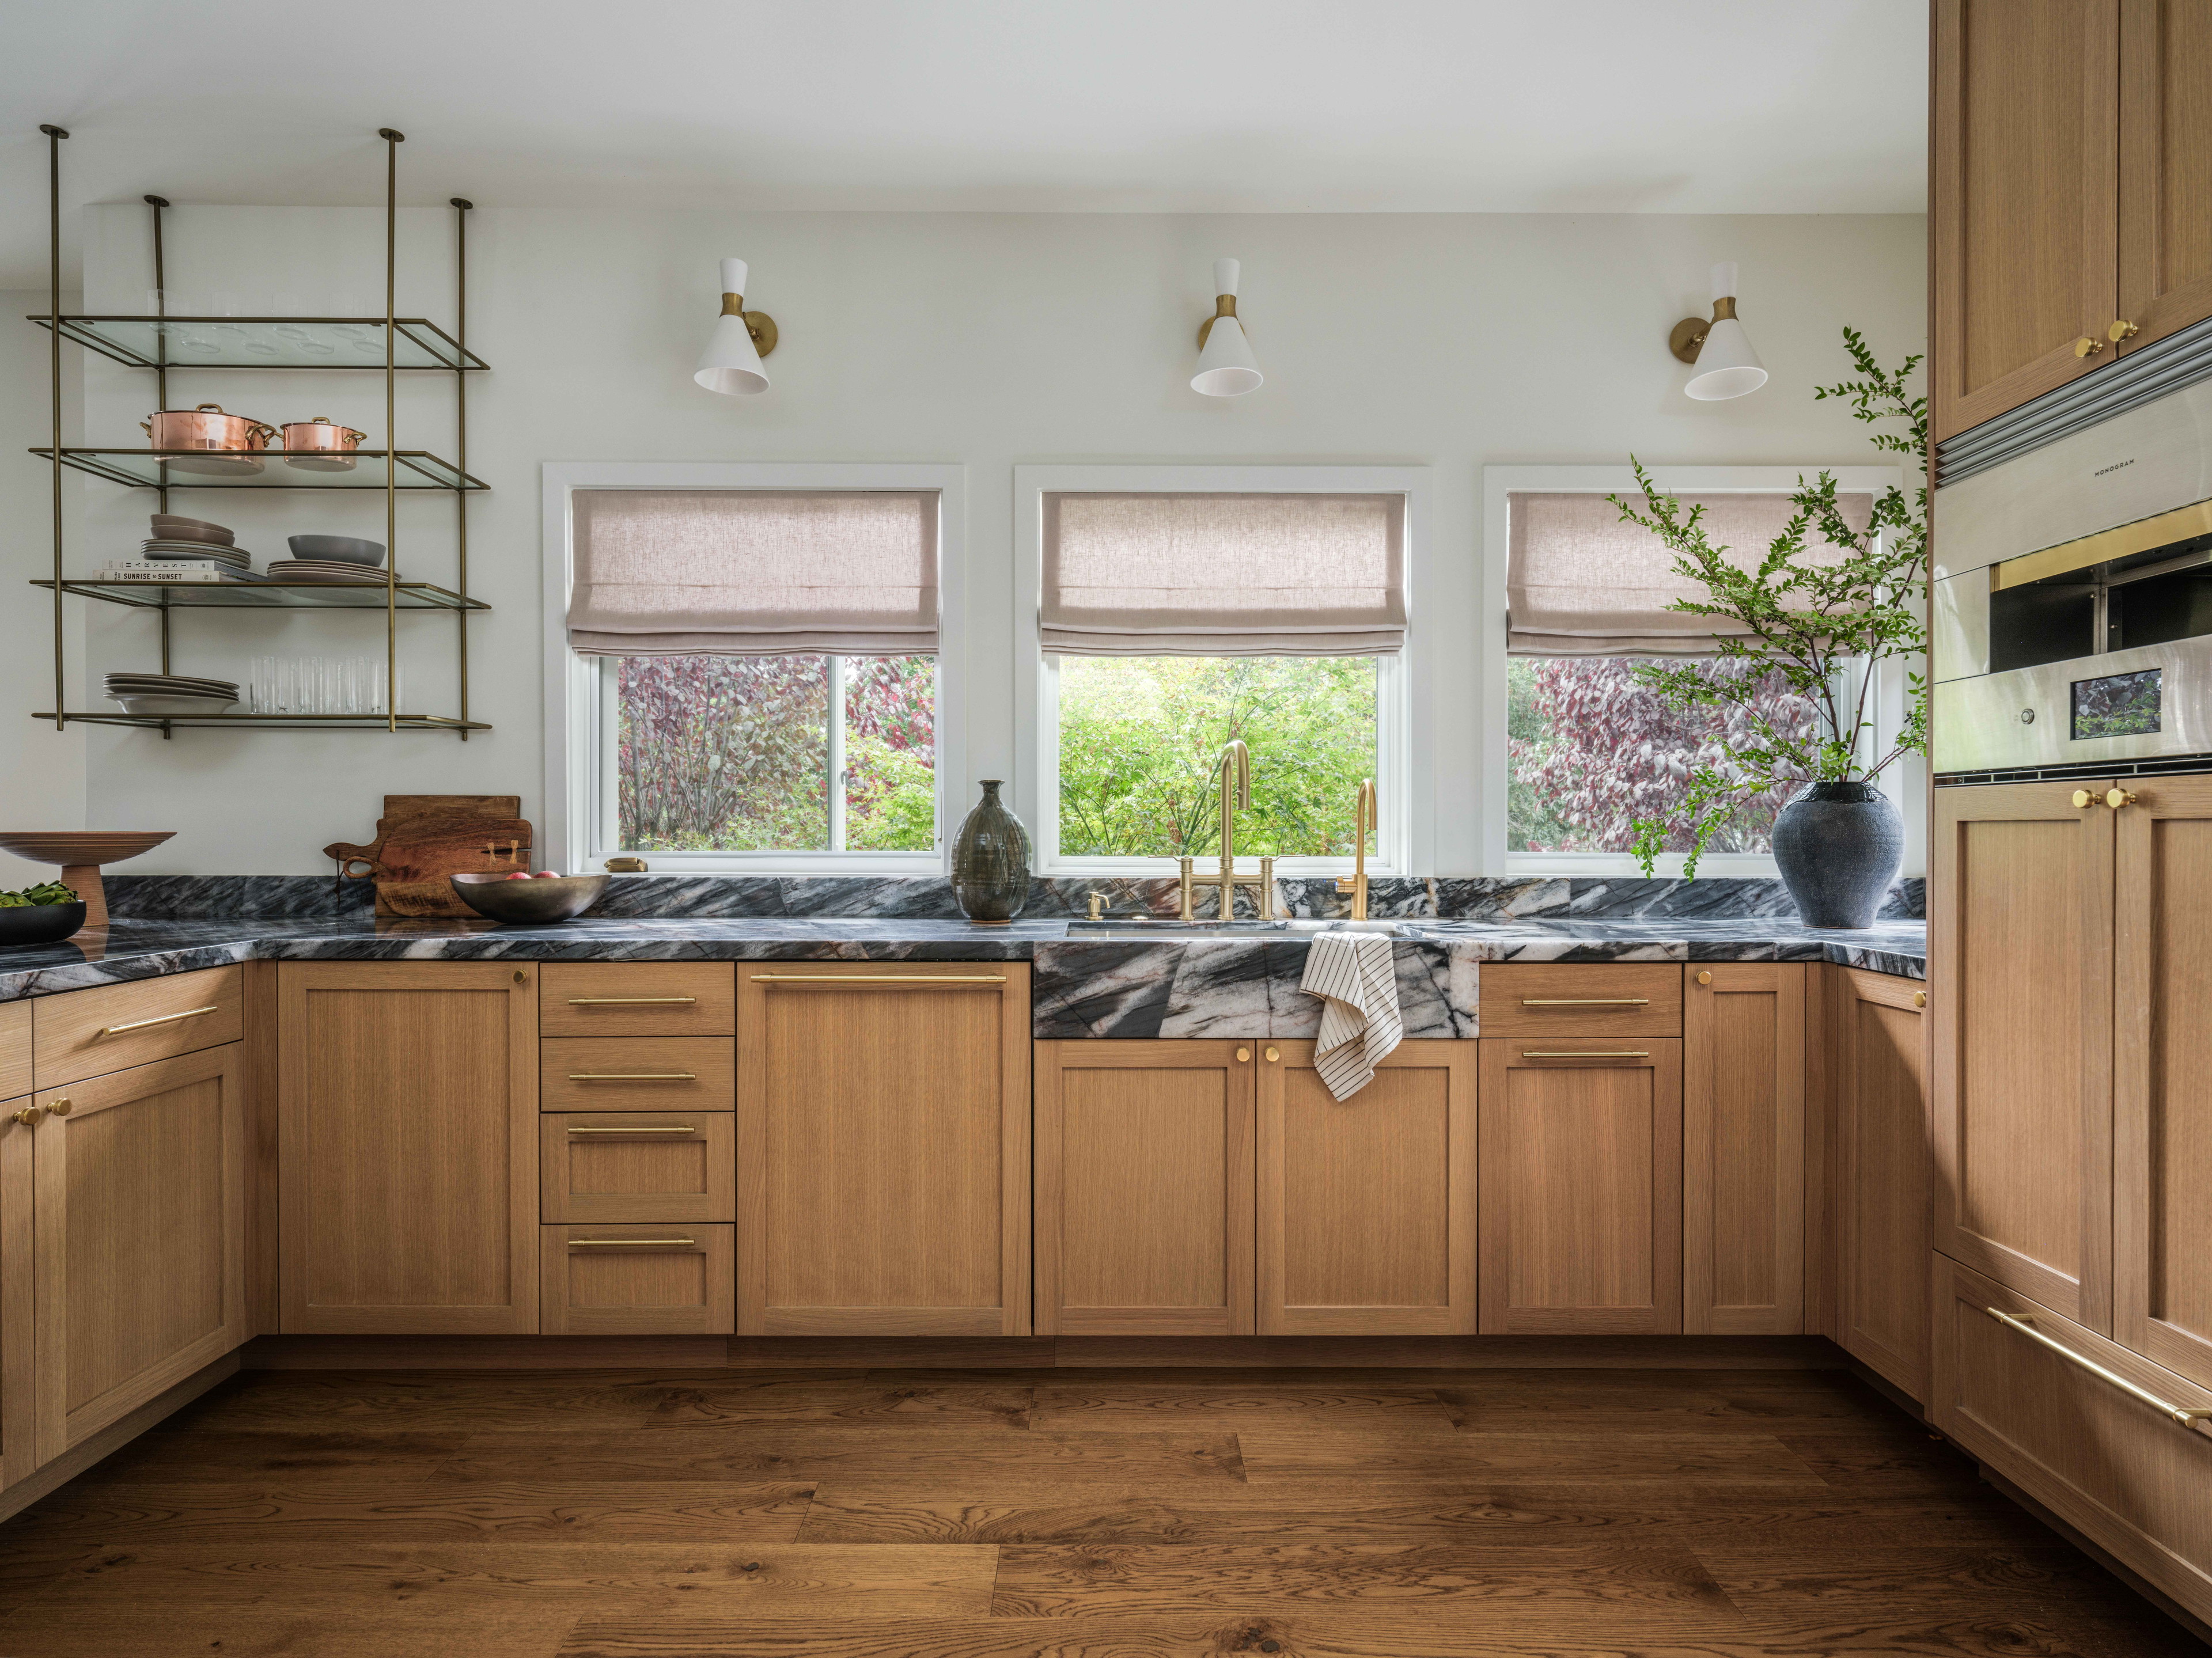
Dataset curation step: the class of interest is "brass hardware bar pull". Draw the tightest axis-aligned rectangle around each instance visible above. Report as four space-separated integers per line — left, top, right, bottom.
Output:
1520 997 1650 1007
566 996 697 1006
566 1125 696 1136
749 974 1007 984
1520 1050 1651 1058
566 1072 698 1081
99 1004 219 1037
1987 1308 2212 1428
569 1237 696 1248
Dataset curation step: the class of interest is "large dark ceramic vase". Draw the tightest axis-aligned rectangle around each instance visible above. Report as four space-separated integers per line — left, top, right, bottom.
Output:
950 779 1032 923
1770 780 1903 930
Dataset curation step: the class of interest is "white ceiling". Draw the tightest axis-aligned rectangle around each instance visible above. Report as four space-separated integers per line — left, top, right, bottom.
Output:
0 0 1927 288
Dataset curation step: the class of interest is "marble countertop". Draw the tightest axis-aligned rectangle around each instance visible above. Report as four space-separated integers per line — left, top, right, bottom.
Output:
0 912 1926 1008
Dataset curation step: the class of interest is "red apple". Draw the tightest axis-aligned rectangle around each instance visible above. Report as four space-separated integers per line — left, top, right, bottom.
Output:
534 870 561 879
503 871 531 881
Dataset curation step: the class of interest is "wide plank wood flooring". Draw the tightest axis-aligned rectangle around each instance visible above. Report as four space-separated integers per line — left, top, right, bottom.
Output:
0 1365 2200 1656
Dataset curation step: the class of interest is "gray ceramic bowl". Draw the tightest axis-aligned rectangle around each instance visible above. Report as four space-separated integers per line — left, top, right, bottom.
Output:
286 533 386 567
450 872 607 924
0 902 86 946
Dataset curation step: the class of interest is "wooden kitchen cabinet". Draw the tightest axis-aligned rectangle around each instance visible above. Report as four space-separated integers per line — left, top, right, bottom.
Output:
277 962 539 1334
0 1087 29 1492
1834 968 1933 1399
1253 1041 1475 1337
30 1044 247 1465
1034 1039 1256 1336
1932 1 2212 441
541 1224 734 1336
1479 1039 1682 1334
2112 773 2212 1389
736 963 1031 1337
1931 781 2114 1330
1683 964 1804 1335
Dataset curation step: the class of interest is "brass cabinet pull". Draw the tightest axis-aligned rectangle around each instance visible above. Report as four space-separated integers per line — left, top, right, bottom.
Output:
2073 789 2097 809
1695 971 1713 986
10 1106 42 1127
48 1098 70 1116
1520 1050 1650 1058
2075 335 2106 358
1236 1047 1251 1063
1520 997 1649 1006
1987 1308 2212 1427
749 974 1007 984
565 996 697 1005
566 1125 696 1135
2105 788 2138 810
565 1072 698 1081
1264 1046 1281 1062
569 1237 696 1248
1914 990 1927 1008
2109 318 2141 343
98 1004 218 1037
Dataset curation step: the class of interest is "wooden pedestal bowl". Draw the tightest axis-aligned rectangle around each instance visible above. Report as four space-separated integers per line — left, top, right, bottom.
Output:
0 832 175 928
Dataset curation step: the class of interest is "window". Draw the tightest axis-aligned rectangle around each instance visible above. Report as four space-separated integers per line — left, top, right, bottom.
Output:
1018 467 1427 874
1483 465 1904 872
547 463 964 875
613 654 935 853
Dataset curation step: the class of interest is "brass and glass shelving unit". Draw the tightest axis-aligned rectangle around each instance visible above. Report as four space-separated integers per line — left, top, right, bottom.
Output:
26 125 490 736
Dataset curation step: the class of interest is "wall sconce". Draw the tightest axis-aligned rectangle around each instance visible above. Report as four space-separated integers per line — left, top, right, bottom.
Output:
694 258 778 396
1192 259 1263 397
1668 261 1767 401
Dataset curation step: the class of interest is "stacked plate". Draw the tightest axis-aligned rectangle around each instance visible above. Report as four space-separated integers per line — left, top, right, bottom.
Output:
266 559 389 585
105 671 240 717
141 539 255 570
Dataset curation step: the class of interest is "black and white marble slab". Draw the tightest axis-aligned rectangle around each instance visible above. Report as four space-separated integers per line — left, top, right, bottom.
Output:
0 912 1925 1039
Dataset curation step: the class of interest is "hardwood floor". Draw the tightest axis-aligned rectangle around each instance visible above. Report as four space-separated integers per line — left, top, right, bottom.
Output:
0 1365 2199 1656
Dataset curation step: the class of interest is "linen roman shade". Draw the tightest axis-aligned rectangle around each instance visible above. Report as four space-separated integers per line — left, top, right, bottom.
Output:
1506 490 1876 657
567 489 938 657
1041 491 1407 657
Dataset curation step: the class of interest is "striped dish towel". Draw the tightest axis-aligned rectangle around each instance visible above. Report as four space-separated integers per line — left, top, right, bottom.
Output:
1300 931 1403 1099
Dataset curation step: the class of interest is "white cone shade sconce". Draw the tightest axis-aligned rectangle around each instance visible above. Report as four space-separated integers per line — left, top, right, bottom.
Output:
694 258 779 396
1192 259 1263 397
1669 261 1767 401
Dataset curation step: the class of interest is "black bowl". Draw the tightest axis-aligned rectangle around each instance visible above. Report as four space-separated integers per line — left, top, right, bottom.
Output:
0 903 86 946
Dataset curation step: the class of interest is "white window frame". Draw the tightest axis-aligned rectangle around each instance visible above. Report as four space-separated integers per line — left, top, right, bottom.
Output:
1014 463 1431 880
1481 463 1912 879
542 461 966 877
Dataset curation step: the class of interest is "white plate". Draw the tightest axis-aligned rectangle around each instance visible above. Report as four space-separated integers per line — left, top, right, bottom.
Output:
109 693 239 716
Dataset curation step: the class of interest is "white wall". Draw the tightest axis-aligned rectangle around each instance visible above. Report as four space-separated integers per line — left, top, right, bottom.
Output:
0 291 86 886
56 204 1925 876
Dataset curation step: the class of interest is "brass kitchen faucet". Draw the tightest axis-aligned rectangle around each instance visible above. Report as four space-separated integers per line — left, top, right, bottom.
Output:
1177 739 1275 921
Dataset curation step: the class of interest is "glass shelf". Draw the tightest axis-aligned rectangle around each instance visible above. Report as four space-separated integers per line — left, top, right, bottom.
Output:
28 315 486 372
34 579 487 613
35 711 491 733
29 449 485 491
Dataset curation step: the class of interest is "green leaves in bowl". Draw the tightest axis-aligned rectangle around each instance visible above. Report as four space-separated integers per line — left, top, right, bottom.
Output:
0 881 79 909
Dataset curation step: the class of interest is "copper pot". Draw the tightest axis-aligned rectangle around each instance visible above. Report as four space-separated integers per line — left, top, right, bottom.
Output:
140 403 277 476
280 416 369 473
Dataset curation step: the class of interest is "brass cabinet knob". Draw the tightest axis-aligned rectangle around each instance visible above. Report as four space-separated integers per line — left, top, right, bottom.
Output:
2073 789 2095 808
2075 336 2106 358
2109 318 2141 343
10 1106 41 1127
1236 1047 1251 1063
1695 970 1713 986
513 969 529 985
2106 788 2138 810
1264 1046 1281 1063
47 1098 70 1116
1914 990 1928 1008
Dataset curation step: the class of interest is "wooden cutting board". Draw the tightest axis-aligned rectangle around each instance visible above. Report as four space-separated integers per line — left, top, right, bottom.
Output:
324 795 535 918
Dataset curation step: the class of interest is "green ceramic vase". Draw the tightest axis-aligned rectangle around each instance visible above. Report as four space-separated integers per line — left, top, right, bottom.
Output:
949 779 1032 923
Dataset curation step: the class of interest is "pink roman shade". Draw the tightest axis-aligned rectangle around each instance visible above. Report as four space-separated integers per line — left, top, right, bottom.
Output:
1506 490 1876 657
567 489 939 657
1041 492 1407 657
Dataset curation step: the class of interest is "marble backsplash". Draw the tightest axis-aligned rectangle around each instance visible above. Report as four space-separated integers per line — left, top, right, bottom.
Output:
105 871 1924 924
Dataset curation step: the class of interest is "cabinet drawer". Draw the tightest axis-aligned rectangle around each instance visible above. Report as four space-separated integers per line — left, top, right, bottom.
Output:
0 1001 27 1101
1479 964 1682 1037
1931 1257 2212 1627
541 1111 734 1223
541 1224 733 1335
539 965 733 1037
540 1038 735 1111
34 965 245 1087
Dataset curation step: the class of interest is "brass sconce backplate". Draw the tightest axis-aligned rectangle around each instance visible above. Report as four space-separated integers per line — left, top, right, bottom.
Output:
1669 316 1711 362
